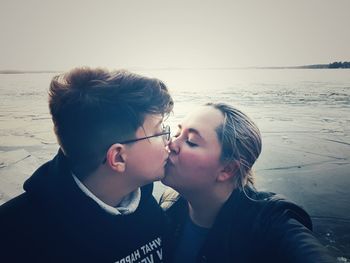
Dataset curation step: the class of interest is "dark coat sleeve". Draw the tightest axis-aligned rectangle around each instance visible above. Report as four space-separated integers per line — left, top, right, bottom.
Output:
257 199 335 263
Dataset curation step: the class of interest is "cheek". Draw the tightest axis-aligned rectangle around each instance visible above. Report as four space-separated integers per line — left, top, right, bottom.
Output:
129 143 165 169
150 143 167 161
178 149 220 177
143 141 166 159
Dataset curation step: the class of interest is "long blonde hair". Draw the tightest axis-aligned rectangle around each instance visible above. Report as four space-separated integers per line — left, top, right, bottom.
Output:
206 103 262 189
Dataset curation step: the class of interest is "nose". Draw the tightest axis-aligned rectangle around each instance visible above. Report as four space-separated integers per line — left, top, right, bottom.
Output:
167 136 180 155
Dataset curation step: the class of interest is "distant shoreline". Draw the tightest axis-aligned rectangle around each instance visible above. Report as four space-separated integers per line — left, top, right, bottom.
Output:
1 62 349 74
255 61 350 69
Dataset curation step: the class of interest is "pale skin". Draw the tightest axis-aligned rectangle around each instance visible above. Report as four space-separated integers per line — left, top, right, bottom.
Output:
163 106 239 228
83 114 169 207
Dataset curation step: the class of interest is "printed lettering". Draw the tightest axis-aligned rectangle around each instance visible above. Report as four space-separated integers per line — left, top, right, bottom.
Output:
114 237 162 263
147 254 154 263
133 249 141 260
154 237 161 247
140 254 154 263
156 249 162 260
149 240 157 250
147 244 153 253
140 245 146 255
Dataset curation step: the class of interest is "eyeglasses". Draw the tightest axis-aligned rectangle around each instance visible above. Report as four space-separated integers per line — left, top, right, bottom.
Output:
118 124 171 144
102 125 171 164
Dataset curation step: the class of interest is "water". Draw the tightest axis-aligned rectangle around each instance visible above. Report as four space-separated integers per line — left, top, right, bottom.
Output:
1 69 349 137
0 69 350 260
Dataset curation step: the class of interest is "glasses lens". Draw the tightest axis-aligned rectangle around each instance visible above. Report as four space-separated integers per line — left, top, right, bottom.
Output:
163 125 170 141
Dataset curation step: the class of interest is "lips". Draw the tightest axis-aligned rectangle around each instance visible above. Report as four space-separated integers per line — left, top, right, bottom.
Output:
165 157 174 170
166 156 175 166
163 157 176 181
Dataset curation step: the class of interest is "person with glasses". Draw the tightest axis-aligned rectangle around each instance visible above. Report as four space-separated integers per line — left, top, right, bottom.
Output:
0 67 173 262
160 103 334 263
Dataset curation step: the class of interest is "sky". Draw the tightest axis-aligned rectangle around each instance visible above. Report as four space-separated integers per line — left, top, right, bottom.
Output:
1 0 349 70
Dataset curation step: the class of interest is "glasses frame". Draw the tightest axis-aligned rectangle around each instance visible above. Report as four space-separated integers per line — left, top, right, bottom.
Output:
117 124 171 144
102 125 171 164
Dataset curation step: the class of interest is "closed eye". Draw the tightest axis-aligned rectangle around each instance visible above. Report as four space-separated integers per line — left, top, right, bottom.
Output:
186 141 198 147
173 133 180 138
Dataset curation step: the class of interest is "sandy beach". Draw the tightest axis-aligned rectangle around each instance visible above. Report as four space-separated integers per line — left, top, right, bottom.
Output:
0 70 349 261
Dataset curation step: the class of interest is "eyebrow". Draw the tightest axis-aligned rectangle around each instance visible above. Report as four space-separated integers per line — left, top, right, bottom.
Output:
178 124 203 139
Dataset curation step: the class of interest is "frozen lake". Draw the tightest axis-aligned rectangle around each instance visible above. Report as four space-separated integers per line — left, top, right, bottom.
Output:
0 69 349 260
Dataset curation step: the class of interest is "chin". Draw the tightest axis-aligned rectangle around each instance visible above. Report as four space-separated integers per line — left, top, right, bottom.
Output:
161 173 174 187
160 177 168 186
155 174 165 181
162 165 180 185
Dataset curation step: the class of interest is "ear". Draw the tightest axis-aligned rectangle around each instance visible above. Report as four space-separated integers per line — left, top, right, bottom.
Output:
217 160 240 182
106 144 127 173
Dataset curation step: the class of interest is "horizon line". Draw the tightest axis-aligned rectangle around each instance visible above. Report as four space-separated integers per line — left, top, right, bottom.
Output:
1 62 349 73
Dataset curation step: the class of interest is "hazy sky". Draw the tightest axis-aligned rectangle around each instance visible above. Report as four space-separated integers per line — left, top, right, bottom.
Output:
1 0 349 70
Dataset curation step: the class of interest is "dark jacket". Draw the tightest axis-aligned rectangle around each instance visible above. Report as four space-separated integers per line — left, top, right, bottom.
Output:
160 187 334 263
0 150 167 263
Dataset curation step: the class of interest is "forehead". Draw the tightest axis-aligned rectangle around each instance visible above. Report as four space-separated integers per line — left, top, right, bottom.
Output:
142 114 163 129
182 106 224 137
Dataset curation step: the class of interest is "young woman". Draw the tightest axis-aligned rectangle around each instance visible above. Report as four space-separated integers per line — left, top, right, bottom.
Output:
161 103 333 263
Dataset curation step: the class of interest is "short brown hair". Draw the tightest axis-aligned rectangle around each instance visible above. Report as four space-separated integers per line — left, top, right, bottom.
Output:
49 67 173 178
